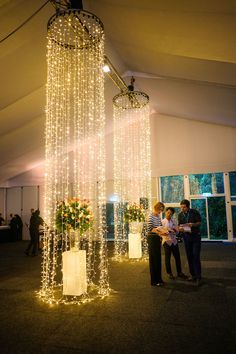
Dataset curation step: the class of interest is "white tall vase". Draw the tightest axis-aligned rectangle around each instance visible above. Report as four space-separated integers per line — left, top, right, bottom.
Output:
62 250 87 296
69 229 80 251
128 222 143 259
129 221 143 234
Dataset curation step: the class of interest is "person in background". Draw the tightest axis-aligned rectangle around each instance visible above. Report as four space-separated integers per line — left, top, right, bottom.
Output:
9 213 23 241
178 199 202 286
147 202 167 287
8 213 14 224
161 207 187 280
14 214 23 241
0 213 5 226
24 209 44 256
25 208 35 229
9 214 18 241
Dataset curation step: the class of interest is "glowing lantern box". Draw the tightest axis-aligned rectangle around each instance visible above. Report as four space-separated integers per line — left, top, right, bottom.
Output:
62 250 87 296
128 233 142 258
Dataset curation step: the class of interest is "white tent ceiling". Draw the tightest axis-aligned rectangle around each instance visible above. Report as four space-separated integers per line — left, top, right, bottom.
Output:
0 0 236 184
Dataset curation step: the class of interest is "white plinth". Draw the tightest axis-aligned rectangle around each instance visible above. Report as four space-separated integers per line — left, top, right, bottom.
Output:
62 250 87 296
128 233 142 258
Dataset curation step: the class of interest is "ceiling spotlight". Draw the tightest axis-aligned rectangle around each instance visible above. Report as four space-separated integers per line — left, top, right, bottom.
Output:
103 64 111 73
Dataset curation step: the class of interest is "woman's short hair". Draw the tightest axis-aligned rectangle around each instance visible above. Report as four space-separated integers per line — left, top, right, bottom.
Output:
154 202 165 211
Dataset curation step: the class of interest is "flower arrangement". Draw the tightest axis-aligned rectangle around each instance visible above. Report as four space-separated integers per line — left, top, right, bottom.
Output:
55 198 94 234
124 202 146 223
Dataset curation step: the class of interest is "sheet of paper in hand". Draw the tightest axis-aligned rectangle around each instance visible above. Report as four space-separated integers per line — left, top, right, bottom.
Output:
180 224 191 232
156 226 169 235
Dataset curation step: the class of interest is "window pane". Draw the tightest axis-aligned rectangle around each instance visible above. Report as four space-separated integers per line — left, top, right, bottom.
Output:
189 173 224 195
160 175 184 203
229 171 236 196
106 203 114 240
190 199 208 238
208 197 227 240
232 206 236 238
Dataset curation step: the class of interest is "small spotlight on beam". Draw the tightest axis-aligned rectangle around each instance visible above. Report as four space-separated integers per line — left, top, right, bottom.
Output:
103 64 111 73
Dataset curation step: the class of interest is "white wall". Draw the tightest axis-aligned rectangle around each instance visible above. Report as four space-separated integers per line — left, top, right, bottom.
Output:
105 113 236 179
6 165 44 187
6 187 22 220
0 188 6 219
2 113 236 204
150 113 236 176
1 114 236 240
1 186 40 240
22 186 40 240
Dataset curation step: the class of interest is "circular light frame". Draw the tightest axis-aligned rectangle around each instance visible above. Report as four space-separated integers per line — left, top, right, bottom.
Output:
47 9 104 49
113 91 149 109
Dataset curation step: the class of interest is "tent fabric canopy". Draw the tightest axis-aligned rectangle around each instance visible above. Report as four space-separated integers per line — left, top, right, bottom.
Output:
0 0 236 184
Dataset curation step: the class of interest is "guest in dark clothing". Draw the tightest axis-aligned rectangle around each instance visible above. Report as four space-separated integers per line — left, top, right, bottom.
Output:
147 202 167 287
9 214 23 241
178 199 202 286
14 214 23 241
25 210 44 256
25 208 35 229
0 213 5 226
9 214 18 241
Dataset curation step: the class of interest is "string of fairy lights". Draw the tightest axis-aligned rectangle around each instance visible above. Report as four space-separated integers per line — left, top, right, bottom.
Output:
39 8 110 304
37 0 152 304
113 90 152 261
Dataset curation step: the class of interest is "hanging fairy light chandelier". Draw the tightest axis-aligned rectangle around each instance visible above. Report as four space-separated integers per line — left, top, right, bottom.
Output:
113 77 149 109
39 0 110 304
113 77 151 260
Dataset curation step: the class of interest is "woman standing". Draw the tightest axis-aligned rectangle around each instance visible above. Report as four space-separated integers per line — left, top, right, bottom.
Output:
147 202 166 286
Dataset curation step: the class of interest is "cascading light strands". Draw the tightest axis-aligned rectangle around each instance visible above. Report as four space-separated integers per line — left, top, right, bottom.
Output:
113 91 151 260
40 8 109 304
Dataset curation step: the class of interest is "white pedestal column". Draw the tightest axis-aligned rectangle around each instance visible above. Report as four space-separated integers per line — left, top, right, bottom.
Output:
62 250 87 296
128 233 142 258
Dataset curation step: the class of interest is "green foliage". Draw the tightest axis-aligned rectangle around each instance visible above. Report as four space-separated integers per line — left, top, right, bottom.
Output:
208 197 227 239
124 202 145 223
189 173 224 195
55 198 94 234
161 175 184 203
191 199 208 238
229 171 236 196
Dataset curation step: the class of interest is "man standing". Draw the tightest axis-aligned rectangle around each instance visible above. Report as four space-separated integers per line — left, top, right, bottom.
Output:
178 199 202 286
25 210 44 256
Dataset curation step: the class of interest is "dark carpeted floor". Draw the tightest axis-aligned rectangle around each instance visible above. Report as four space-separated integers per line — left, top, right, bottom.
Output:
0 241 236 354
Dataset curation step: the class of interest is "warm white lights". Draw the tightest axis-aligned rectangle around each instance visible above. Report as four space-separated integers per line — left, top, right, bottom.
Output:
113 93 151 260
40 9 110 304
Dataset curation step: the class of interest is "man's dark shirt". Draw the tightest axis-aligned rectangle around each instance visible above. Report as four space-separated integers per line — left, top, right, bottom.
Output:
29 213 44 233
178 208 201 236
